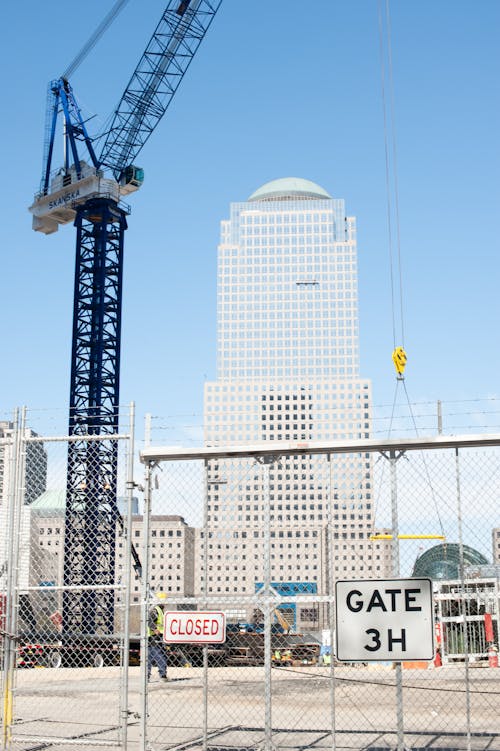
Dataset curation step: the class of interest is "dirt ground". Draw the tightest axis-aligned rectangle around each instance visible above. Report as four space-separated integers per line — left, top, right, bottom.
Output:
7 663 500 751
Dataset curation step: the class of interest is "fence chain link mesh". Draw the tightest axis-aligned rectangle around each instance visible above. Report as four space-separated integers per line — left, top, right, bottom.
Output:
139 438 500 751
1 409 135 751
1 416 499 751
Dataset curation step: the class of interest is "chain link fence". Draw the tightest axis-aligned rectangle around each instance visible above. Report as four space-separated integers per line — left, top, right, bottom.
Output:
1 413 499 751
139 435 500 751
1 407 136 751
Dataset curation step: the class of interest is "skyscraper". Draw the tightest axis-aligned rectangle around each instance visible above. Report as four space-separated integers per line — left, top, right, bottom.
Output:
0 421 48 591
202 178 391 605
0 421 47 506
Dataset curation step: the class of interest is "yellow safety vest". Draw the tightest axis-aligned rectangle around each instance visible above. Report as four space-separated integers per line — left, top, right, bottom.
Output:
148 605 164 638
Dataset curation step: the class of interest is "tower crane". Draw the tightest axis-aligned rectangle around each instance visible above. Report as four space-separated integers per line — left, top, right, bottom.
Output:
28 0 221 636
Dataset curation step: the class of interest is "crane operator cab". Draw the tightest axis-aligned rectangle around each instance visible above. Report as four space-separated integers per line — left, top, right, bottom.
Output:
119 165 144 196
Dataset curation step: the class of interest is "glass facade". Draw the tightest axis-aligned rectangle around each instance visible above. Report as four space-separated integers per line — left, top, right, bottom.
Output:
201 178 391 598
412 543 489 580
217 193 358 381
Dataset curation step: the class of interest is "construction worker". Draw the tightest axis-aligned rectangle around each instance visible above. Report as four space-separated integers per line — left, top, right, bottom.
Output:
147 599 168 681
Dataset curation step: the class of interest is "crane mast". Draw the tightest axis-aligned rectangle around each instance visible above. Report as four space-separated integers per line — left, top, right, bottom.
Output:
63 198 128 635
29 0 221 636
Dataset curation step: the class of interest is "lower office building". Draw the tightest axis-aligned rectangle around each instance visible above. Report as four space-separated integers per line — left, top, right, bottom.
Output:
25 496 196 633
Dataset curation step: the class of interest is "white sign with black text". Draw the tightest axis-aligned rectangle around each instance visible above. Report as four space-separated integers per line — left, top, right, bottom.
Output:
335 578 434 662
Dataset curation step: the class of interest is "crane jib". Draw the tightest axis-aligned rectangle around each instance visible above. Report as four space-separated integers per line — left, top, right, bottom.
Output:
31 0 221 234
98 0 221 178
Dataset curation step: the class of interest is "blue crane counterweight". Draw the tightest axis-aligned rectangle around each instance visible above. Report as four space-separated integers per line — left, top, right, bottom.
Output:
29 0 221 637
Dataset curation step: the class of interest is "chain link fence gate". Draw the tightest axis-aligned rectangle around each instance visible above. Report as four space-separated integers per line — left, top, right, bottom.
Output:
2 421 500 751
140 434 500 751
1 406 137 751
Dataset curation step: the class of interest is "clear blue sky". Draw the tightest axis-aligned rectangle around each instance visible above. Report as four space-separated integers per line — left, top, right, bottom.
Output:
1 1 499 440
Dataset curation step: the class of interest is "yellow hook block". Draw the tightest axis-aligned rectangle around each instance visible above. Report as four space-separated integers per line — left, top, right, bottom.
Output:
392 346 407 378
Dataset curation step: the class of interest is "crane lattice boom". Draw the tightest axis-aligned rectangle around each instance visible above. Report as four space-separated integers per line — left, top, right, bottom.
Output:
29 0 221 234
99 0 219 180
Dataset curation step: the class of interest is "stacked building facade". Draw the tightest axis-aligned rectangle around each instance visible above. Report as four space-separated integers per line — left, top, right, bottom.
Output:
202 178 392 603
24 497 196 633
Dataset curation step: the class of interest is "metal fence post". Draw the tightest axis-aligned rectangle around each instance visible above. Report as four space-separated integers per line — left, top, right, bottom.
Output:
202 459 210 751
7 408 26 751
119 401 135 750
389 449 405 751
455 448 472 751
139 453 153 751
327 455 337 751
2 409 20 751
262 456 273 751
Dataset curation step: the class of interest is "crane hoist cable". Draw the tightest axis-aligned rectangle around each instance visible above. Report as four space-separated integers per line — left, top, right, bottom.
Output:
377 2 445 541
377 354 446 542
402 379 446 538
40 1 132 184
62 0 132 80
387 345 446 539
378 0 408 432
378 0 405 355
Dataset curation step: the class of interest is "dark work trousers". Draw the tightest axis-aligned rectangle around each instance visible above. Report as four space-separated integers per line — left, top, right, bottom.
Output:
147 641 167 679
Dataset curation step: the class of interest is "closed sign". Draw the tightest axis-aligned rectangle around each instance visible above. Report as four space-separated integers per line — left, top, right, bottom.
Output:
164 611 226 643
335 578 434 662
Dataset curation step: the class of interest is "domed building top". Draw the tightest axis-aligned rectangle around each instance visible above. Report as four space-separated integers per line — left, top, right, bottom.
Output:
412 543 489 580
248 177 331 202
30 489 66 510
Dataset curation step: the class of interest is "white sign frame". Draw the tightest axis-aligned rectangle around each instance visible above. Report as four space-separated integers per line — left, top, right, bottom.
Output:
163 611 226 644
335 578 434 662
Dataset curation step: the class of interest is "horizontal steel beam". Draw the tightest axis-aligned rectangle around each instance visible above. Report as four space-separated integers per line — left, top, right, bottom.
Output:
140 432 500 464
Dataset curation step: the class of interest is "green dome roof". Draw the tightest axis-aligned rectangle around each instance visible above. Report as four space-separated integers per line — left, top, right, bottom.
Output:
30 489 66 510
248 177 331 202
412 543 489 580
